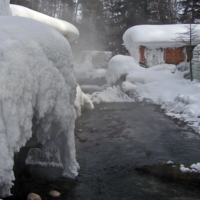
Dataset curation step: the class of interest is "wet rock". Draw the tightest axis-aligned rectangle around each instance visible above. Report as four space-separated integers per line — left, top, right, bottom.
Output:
135 162 200 184
27 193 41 200
49 190 61 197
79 137 87 143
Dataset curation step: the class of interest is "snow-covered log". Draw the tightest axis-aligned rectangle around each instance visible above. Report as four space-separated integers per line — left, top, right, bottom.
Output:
0 16 79 197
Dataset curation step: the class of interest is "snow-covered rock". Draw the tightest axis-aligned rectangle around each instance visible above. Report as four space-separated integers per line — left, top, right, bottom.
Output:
0 16 78 197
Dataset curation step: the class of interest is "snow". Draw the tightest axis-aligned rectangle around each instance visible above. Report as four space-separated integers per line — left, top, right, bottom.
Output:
88 86 133 104
10 4 79 42
96 55 200 134
192 44 200 80
106 55 142 86
74 51 111 94
180 163 200 173
0 0 11 15
74 85 94 117
77 51 112 70
123 24 200 61
0 16 79 197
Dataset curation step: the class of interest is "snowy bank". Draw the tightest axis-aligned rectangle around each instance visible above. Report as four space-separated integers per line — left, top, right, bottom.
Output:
10 4 79 42
101 55 200 133
0 16 78 197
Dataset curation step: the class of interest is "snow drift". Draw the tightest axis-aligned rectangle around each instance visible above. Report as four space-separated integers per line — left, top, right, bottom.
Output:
0 16 79 197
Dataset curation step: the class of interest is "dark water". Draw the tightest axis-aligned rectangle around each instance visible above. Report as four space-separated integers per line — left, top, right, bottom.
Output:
5 102 200 200
73 102 200 200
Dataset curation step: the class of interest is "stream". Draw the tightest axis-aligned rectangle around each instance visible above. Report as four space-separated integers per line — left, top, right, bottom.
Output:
73 102 200 200
5 102 200 200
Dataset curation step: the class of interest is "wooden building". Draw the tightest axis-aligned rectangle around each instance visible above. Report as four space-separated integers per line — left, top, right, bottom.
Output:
123 24 200 67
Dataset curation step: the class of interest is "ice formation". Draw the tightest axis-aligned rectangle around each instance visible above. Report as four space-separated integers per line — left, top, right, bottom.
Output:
0 0 11 15
10 4 79 42
192 44 200 80
89 86 133 104
0 16 79 197
74 85 94 117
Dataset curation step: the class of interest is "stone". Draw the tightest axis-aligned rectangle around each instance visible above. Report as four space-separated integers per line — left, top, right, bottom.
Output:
49 190 61 197
79 137 87 142
27 193 41 200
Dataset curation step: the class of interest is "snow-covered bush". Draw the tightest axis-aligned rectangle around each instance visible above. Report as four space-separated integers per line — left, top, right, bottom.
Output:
0 16 79 197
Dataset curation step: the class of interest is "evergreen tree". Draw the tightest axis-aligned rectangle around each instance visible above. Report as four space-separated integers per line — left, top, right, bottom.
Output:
179 0 200 23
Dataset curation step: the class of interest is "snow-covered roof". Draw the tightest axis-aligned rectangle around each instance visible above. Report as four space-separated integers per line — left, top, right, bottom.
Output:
123 24 200 61
10 4 79 42
123 24 200 49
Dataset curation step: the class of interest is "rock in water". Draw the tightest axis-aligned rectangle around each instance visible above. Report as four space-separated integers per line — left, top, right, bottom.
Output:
49 190 61 197
27 193 41 200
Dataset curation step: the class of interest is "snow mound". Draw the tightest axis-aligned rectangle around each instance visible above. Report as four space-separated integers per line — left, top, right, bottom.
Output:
0 16 78 197
106 55 142 86
10 4 79 42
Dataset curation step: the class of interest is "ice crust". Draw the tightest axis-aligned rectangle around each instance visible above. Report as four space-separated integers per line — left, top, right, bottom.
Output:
0 16 78 197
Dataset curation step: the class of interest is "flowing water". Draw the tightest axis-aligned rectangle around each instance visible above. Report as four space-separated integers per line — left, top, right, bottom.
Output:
5 102 200 200
73 102 200 200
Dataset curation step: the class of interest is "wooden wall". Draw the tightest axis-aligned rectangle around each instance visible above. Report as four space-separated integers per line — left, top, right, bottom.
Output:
139 45 196 66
